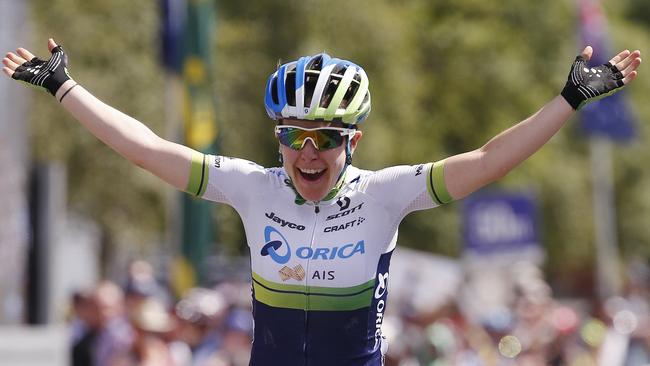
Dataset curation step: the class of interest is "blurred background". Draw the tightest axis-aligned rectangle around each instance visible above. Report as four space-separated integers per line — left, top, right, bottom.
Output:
1 0 649 365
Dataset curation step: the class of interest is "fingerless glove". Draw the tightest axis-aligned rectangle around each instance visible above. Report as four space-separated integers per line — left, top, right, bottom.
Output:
11 45 71 96
561 55 625 110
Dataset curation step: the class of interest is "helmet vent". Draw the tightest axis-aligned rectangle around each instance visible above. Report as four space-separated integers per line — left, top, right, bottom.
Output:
341 82 359 109
271 78 279 105
321 75 341 108
304 73 319 107
285 71 296 106
306 55 324 71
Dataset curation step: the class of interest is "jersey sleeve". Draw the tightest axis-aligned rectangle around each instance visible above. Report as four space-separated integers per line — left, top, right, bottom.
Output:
185 152 271 211
364 160 453 219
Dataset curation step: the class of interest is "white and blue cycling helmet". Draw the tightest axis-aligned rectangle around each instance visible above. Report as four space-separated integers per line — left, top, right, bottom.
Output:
264 53 371 125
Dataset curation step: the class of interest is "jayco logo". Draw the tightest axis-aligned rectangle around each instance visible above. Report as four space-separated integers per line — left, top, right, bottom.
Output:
260 226 365 264
265 212 306 231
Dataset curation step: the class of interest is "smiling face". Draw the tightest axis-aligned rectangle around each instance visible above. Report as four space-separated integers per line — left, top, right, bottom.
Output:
279 119 362 202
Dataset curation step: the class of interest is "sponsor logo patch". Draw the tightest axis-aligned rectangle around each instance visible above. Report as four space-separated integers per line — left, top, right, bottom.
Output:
324 217 366 233
279 264 305 281
374 272 389 349
326 202 364 221
265 212 305 231
260 226 365 264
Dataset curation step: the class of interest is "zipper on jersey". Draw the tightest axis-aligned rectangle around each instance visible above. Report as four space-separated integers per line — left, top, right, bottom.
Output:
303 204 320 366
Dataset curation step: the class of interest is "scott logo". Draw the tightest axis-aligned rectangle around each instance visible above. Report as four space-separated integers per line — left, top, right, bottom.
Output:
265 212 306 231
260 226 365 264
326 202 364 221
337 196 351 211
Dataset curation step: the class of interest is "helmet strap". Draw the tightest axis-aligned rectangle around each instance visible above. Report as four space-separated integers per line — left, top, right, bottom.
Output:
336 137 353 183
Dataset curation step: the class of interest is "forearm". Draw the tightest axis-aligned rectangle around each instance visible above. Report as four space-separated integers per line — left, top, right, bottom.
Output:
56 80 193 190
445 96 574 199
479 95 573 177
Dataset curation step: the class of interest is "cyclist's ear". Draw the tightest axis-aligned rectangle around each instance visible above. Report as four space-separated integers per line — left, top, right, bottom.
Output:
349 131 363 152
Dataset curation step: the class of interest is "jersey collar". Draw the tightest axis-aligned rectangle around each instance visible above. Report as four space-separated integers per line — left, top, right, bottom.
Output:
285 171 348 205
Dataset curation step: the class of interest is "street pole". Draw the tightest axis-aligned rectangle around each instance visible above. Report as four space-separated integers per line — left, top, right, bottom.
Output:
0 0 29 324
589 136 622 300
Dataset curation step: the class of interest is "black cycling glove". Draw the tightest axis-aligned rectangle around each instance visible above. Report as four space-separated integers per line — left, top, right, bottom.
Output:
561 54 625 110
11 45 71 96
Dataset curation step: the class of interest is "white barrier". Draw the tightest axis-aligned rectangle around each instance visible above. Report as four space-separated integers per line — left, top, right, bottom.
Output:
0 326 68 366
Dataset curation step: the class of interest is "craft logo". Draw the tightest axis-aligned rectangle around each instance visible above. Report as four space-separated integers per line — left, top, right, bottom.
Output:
324 217 366 233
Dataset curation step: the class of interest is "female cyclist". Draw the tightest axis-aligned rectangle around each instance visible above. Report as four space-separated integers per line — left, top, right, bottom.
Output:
2 38 641 365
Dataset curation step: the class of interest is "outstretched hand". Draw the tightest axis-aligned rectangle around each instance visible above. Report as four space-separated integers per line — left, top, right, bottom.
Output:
2 38 71 96
561 46 642 110
580 45 642 85
2 39 58 77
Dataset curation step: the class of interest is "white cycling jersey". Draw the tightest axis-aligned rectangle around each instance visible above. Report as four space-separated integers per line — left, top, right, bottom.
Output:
186 153 452 366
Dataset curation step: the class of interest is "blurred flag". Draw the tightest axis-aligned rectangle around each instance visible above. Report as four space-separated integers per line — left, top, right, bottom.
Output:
162 0 219 292
161 0 185 72
577 0 635 142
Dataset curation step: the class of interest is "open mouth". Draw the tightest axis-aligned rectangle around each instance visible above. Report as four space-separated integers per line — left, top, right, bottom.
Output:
298 167 326 182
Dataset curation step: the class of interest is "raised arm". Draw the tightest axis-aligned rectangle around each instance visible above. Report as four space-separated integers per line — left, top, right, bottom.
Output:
442 46 642 200
2 39 196 191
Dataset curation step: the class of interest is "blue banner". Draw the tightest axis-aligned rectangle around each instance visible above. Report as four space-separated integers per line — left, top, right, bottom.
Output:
462 191 539 256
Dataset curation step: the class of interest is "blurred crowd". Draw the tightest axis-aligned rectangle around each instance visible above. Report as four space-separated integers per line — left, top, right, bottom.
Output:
68 260 253 366
381 259 650 366
66 259 650 366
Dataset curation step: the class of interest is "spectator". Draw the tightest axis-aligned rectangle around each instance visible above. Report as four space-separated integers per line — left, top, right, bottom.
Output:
175 288 228 366
92 281 135 366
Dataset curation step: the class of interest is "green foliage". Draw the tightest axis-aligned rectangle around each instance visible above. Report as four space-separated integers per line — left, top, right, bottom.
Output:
27 0 650 281
30 0 168 249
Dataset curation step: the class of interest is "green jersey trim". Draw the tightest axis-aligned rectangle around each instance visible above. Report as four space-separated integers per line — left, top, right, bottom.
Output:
186 152 208 196
427 161 453 205
252 272 375 311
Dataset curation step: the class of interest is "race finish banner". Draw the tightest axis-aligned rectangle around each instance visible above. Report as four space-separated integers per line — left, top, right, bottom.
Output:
462 190 541 265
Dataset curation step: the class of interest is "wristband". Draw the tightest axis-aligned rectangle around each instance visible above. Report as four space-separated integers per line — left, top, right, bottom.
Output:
58 83 78 102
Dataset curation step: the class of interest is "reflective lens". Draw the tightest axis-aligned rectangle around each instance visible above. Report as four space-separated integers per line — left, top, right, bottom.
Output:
275 126 355 151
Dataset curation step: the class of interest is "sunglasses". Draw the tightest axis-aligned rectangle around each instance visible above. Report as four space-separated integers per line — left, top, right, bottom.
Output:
275 125 356 151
